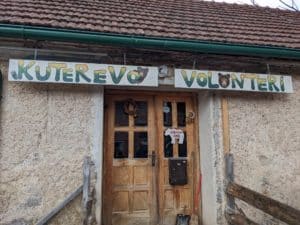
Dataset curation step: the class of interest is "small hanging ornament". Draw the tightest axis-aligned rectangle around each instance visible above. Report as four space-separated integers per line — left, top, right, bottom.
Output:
123 99 137 117
186 111 195 124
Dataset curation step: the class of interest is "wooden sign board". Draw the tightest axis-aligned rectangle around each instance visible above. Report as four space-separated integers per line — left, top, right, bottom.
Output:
175 69 293 93
8 59 159 87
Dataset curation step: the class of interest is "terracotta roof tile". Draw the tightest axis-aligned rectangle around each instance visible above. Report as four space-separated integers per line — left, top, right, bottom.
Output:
0 0 300 48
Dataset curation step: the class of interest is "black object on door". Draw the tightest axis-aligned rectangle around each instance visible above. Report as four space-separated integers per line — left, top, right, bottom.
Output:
175 214 191 225
169 159 188 185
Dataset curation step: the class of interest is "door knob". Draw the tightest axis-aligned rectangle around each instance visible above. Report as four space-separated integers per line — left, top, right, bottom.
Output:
148 151 156 167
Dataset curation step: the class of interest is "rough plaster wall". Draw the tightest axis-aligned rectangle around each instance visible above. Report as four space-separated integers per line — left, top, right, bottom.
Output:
228 75 300 224
0 59 102 225
48 195 82 225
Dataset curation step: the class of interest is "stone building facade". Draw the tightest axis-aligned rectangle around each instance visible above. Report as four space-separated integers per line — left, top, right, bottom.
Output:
0 1 300 225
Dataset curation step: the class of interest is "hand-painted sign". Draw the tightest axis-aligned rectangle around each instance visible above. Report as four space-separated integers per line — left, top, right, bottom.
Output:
9 59 159 87
175 69 293 93
164 128 185 144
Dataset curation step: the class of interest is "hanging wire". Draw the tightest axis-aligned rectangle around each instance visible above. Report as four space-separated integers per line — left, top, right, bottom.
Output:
192 59 196 69
123 53 127 65
34 48 38 60
266 63 271 74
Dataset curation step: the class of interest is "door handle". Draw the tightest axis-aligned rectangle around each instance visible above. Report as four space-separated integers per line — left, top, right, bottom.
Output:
148 151 156 167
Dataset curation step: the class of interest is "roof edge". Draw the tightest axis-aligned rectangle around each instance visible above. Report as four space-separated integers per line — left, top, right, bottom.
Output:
0 24 300 60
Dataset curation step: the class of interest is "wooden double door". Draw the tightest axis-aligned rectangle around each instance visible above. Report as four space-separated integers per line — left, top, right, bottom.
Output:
103 92 200 225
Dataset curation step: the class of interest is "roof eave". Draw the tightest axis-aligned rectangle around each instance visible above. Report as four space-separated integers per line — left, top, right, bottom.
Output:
0 24 300 60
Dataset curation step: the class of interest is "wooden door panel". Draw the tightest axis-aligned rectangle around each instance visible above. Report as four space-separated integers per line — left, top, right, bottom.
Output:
179 188 191 209
112 191 129 212
162 188 192 211
103 95 155 225
133 166 149 186
103 93 199 225
112 166 131 186
112 215 151 225
164 190 175 209
156 96 198 225
132 191 149 211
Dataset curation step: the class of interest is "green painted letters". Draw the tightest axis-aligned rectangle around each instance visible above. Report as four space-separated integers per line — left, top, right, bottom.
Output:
280 76 285 92
11 60 35 80
267 76 279 92
231 74 244 89
243 74 257 90
108 66 126 84
75 64 91 83
94 70 106 83
49 63 66 81
63 68 73 82
208 72 219 88
181 70 196 87
127 70 141 84
196 72 208 87
257 78 267 91
35 65 51 81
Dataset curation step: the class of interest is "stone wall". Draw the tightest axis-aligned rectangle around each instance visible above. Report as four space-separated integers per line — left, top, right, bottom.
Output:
228 75 300 224
1 52 299 225
0 59 102 225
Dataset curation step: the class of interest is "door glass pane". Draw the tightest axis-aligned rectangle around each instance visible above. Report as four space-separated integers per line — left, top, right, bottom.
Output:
163 102 172 127
134 101 148 126
177 102 186 127
115 101 129 126
164 134 173 157
178 132 187 157
114 132 128 158
134 132 148 158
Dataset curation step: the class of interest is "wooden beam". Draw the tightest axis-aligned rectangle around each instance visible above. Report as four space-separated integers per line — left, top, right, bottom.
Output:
225 154 234 183
82 156 92 225
225 154 235 209
227 183 300 225
225 211 260 225
36 185 83 225
221 96 230 154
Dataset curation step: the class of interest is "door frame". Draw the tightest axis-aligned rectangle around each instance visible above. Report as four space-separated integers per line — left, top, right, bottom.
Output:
102 90 201 225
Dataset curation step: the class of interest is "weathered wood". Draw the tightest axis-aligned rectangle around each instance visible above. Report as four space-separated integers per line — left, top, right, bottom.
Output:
103 94 157 225
225 154 235 209
36 185 83 225
156 95 198 223
225 154 234 183
221 96 230 154
225 211 260 225
82 156 91 225
0 70 3 101
103 94 199 225
227 182 300 225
